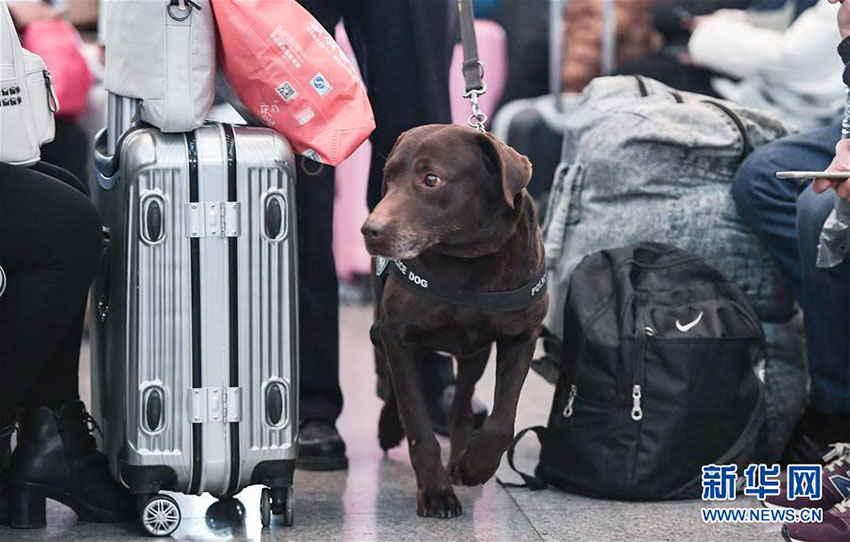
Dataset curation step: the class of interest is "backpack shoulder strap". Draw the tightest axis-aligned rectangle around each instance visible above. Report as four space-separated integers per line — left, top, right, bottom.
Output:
497 426 548 490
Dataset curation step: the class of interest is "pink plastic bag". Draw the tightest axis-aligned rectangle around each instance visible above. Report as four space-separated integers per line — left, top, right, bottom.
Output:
211 0 375 166
22 17 93 118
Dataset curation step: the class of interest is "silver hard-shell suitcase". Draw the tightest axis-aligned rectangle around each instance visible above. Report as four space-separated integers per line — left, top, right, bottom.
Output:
91 101 298 536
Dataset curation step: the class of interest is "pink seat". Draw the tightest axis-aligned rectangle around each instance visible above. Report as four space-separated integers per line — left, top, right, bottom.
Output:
333 139 372 282
333 25 372 282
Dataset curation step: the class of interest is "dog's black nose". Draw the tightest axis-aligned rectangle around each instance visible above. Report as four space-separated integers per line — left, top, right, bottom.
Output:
361 221 385 240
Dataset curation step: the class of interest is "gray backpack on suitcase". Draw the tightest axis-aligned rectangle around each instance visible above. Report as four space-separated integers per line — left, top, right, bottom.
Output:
541 75 807 462
90 95 298 536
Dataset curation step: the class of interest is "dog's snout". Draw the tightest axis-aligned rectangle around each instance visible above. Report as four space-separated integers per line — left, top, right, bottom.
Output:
361 221 386 240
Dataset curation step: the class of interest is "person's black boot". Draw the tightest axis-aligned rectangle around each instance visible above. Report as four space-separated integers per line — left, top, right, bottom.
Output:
8 400 136 528
296 420 348 471
0 419 15 525
375 347 488 439
429 384 488 437
782 407 850 465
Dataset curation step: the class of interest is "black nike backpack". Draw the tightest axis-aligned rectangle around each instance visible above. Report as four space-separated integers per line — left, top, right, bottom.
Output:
507 243 767 500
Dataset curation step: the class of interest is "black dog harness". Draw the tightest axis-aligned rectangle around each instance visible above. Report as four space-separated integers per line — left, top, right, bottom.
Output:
376 257 547 313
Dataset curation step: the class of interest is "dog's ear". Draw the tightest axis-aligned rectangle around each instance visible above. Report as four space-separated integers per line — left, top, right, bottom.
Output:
476 133 533 209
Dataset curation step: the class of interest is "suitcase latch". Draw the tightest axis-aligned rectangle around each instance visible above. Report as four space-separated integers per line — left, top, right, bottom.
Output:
190 387 242 423
185 202 241 238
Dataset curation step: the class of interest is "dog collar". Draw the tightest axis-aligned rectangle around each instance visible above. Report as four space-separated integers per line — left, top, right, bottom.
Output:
376 257 547 313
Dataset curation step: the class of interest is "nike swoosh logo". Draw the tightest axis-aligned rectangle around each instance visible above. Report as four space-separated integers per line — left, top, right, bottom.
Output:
676 311 704 333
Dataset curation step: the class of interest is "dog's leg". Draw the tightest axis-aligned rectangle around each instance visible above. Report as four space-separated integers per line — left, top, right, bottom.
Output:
378 362 405 451
382 329 462 519
447 348 489 483
452 329 539 486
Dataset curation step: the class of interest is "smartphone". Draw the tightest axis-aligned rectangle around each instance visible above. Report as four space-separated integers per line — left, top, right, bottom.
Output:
775 171 850 180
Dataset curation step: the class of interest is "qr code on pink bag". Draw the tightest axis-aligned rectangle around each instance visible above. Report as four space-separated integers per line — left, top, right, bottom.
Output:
275 81 298 102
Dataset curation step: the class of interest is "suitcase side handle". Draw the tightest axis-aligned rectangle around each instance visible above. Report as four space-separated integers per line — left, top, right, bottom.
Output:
94 125 147 190
94 127 121 190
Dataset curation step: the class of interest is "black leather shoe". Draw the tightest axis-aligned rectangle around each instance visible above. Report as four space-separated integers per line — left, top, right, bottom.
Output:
8 401 136 528
296 420 348 471
782 407 850 465
429 384 488 437
0 419 14 525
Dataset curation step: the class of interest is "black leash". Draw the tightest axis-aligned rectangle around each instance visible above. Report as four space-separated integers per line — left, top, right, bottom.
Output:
457 0 488 131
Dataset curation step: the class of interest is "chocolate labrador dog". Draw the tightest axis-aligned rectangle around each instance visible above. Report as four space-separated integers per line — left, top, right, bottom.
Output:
362 124 548 518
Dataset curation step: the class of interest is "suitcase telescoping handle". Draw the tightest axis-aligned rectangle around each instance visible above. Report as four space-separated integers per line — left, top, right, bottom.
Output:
94 93 141 190
106 93 139 154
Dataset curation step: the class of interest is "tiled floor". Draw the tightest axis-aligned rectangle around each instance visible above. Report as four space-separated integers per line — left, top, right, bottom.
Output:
5 306 785 541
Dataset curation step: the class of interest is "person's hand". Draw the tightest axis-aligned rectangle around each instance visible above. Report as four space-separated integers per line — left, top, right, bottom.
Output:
814 139 850 200
7 2 59 29
648 30 663 54
829 0 850 39
681 15 705 33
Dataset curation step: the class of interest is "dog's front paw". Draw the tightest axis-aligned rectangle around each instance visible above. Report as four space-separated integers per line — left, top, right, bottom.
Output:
449 435 504 486
449 450 496 486
378 401 405 451
417 486 462 519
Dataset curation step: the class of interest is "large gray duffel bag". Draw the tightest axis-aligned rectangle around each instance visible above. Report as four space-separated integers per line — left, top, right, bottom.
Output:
542 75 807 461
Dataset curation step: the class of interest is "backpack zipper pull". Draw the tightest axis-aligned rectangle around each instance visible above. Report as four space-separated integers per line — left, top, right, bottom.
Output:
562 384 577 418
631 384 643 421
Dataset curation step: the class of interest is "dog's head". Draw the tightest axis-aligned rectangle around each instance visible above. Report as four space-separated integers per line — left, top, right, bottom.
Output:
361 124 532 259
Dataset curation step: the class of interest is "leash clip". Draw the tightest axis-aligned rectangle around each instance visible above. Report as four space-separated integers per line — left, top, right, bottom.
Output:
464 82 488 132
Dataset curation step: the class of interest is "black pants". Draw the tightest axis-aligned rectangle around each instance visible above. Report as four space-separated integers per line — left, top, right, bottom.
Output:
295 0 456 422
0 162 102 425
41 119 90 186
494 0 551 106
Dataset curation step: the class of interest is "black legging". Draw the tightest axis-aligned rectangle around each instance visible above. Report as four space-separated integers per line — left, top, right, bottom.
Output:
0 162 102 426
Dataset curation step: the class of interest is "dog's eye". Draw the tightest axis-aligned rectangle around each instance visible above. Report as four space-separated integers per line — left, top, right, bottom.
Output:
423 173 441 188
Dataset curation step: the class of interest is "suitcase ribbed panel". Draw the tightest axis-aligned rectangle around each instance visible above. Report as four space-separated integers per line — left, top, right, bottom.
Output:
131 166 192 476
242 165 295 452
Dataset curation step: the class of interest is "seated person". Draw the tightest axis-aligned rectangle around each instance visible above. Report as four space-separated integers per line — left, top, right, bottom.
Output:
620 0 843 131
731 0 850 467
0 162 134 528
688 0 843 130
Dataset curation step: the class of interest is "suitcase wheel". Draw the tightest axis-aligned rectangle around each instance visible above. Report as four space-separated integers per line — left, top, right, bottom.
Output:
260 485 294 528
140 494 181 537
260 487 271 528
282 486 294 527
